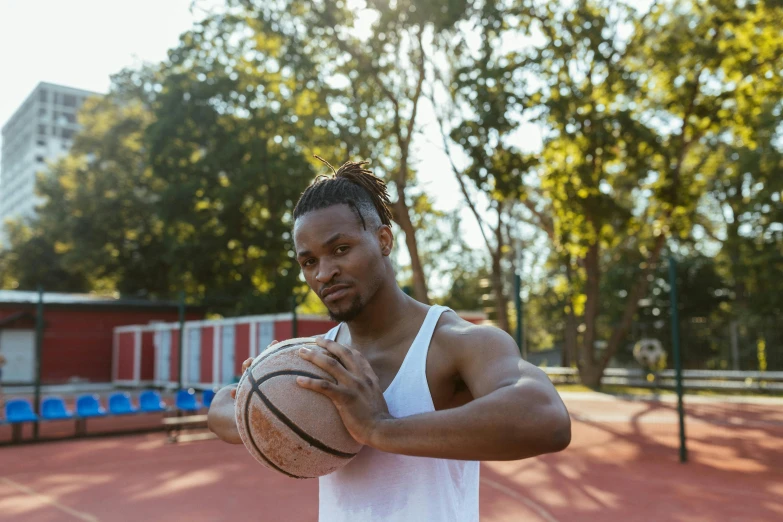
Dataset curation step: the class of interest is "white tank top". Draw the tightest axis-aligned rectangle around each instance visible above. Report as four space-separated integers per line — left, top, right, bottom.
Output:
319 305 480 522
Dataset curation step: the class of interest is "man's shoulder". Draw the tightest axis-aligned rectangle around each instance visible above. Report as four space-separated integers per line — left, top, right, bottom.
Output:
433 310 516 353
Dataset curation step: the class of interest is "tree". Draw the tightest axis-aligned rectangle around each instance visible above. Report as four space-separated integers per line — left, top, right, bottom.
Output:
432 0 543 334
525 0 783 386
3 17 340 315
3 67 166 295
144 12 334 314
0 220 90 292
229 0 477 304
432 0 783 386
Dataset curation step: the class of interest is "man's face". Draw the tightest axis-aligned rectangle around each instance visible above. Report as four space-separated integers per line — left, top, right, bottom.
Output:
293 204 390 322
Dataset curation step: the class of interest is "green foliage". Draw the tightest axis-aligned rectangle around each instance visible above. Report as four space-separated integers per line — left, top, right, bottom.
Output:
1 220 90 292
144 13 331 314
437 0 783 383
229 0 479 303
437 245 491 313
2 19 332 315
4 69 166 296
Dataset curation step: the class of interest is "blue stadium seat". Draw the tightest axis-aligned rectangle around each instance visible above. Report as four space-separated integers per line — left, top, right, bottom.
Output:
5 399 38 423
139 390 167 413
75 395 107 418
202 389 216 408
41 397 74 420
108 392 138 415
175 389 201 412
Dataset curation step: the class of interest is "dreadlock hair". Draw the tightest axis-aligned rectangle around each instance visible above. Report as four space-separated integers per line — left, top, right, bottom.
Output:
293 156 394 230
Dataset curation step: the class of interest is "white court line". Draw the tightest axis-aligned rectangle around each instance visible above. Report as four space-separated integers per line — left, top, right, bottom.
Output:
0 477 99 522
481 477 560 522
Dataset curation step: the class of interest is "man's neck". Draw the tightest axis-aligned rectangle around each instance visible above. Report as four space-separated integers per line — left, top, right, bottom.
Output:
344 281 424 348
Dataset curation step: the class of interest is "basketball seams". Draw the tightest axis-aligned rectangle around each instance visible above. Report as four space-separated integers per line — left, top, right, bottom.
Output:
242 390 304 479
235 338 360 479
247 371 358 460
248 338 319 373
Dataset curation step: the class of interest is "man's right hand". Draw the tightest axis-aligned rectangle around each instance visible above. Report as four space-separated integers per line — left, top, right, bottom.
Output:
230 355 257 399
208 340 277 443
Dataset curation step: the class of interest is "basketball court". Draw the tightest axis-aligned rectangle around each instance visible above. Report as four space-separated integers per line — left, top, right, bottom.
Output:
1 392 781 521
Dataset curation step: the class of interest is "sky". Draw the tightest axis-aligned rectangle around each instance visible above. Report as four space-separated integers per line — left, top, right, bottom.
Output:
0 0 539 294
0 0 471 206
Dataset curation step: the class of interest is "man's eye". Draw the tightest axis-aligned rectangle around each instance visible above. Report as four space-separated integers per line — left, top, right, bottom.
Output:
303 259 316 267
335 246 349 255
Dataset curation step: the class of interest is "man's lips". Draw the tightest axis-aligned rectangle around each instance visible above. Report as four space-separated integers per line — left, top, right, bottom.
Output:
321 285 351 302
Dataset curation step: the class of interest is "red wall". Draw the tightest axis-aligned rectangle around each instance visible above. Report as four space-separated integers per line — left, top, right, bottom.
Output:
274 319 335 341
117 333 135 380
234 323 250 375
200 326 215 384
140 331 155 382
0 305 202 384
0 310 36 327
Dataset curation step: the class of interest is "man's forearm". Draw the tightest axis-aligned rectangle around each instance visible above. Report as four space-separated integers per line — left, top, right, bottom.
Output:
369 382 571 461
207 385 243 444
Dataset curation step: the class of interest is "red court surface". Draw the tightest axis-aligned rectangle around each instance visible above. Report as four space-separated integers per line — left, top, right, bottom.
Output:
1 392 781 521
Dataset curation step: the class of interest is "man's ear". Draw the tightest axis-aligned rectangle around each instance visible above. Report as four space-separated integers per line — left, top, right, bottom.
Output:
377 224 393 257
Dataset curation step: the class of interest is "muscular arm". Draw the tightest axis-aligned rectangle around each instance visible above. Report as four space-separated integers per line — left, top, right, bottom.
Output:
207 385 243 444
373 365 569 460
298 325 571 462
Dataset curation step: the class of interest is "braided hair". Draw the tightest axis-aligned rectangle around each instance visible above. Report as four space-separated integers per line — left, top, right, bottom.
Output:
293 156 393 229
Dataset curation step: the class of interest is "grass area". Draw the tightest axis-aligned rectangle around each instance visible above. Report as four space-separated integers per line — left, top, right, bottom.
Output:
554 383 783 398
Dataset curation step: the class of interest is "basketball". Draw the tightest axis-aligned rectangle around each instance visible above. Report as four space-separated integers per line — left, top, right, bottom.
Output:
234 337 363 479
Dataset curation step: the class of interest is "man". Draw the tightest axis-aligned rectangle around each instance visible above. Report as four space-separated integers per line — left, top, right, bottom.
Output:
208 159 571 521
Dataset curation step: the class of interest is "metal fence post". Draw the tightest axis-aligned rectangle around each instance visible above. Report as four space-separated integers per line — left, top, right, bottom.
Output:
33 287 44 439
668 255 688 463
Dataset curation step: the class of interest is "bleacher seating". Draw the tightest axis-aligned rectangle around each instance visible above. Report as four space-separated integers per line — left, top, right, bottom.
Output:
175 389 201 412
0 389 216 445
202 389 216 408
109 393 139 415
76 395 107 418
41 397 74 420
139 390 167 413
5 399 38 423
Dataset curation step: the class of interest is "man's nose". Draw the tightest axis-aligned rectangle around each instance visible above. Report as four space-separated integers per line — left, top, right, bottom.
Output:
316 259 339 284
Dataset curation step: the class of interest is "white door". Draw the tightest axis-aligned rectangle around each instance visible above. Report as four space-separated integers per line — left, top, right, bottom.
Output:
221 325 235 383
187 328 201 384
0 330 35 383
155 330 171 383
258 321 275 355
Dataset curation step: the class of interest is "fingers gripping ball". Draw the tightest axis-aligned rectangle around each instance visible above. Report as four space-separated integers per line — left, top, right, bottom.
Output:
235 338 363 479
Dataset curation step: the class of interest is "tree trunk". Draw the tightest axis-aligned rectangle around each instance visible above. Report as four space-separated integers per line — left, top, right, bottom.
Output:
563 307 578 368
563 261 578 367
576 243 603 387
392 199 429 304
490 214 510 333
491 251 510 333
582 243 601 358
599 233 667 369
580 363 604 389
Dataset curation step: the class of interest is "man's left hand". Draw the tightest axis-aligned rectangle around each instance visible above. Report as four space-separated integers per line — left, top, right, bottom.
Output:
296 337 391 446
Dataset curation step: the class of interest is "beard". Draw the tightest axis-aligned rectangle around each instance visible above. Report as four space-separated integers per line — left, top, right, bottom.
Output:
322 272 384 323
327 294 365 323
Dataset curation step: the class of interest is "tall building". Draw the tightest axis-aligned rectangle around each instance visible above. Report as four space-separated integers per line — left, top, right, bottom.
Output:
0 82 102 246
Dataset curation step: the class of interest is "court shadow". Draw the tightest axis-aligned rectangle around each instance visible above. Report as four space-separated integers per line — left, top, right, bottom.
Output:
476 396 783 522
